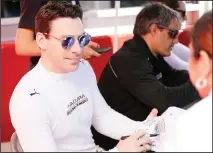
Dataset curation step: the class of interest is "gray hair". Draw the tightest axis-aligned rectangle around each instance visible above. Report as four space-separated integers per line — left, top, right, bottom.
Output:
133 2 181 36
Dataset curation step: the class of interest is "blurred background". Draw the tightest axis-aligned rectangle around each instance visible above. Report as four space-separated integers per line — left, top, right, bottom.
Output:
2 0 212 47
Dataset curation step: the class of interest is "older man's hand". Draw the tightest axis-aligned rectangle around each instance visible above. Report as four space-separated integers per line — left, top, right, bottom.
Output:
82 41 101 59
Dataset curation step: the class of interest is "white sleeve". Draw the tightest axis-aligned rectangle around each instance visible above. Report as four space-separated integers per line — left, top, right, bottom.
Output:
10 87 57 152
85 62 141 140
164 51 189 70
172 43 190 62
172 100 212 152
91 85 140 140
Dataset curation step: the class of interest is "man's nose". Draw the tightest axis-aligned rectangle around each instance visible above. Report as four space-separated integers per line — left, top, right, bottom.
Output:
70 40 83 55
173 37 179 44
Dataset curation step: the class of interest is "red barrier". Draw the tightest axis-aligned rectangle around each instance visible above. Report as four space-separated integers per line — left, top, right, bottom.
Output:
88 36 114 81
178 28 192 47
1 42 30 142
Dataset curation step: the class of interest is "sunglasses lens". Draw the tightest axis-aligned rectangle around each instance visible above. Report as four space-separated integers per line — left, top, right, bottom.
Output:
182 11 186 18
170 30 178 39
62 37 75 49
177 9 186 19
79 34 91 47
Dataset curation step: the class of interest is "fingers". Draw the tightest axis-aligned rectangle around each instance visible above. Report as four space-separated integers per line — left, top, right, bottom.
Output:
146 108 158 119
92 50 101 57
144 144 151 150
83 41 101 59
136 133 152 152
131 130 147 140
88 41 100 49
137 135 152 146
139 144 151 152
82 46 101 59
117 131 152 152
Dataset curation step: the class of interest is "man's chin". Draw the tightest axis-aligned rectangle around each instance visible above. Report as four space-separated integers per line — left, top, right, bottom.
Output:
161 52 171 57
63 63 80 73
165 50 172 57
70 64 79 72
166 53 171 57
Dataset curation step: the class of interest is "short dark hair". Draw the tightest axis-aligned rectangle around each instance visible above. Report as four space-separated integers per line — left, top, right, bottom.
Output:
35 1 83 34
151 0 180 10
133 2 180 36
191 10 212 59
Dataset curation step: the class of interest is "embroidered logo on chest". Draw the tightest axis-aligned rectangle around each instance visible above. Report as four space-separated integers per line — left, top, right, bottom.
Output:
67 94 88 116
156 72 162 80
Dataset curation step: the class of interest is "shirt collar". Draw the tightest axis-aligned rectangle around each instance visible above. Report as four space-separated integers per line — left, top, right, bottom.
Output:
133 35 159 59
132 34 160 61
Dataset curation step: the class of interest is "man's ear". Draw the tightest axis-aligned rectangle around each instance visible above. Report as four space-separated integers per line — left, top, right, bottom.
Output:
36 32 46 50
149 24 158 37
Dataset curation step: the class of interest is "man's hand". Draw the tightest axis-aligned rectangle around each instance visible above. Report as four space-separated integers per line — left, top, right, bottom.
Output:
116 130 152 152
146 108 158 120
82 41 101 59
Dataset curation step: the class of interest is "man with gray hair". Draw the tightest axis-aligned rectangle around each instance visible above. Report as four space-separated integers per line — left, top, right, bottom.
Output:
92 2 200 150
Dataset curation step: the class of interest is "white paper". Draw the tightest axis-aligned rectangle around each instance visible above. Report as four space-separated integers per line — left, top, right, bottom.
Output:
137 107 186 151
154 107 186 152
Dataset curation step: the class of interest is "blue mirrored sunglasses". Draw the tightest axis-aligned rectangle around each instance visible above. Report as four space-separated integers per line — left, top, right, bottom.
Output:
43 32 91 49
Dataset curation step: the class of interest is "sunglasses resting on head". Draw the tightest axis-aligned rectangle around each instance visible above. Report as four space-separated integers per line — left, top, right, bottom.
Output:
43 32 91 50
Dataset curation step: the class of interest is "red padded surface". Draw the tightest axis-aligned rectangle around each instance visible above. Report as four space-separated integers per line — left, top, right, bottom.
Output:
1 42 29 142
88 36 113 81
178 28 192 47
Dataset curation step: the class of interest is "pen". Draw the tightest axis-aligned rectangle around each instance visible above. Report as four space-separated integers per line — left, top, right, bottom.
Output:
121 134 159 140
